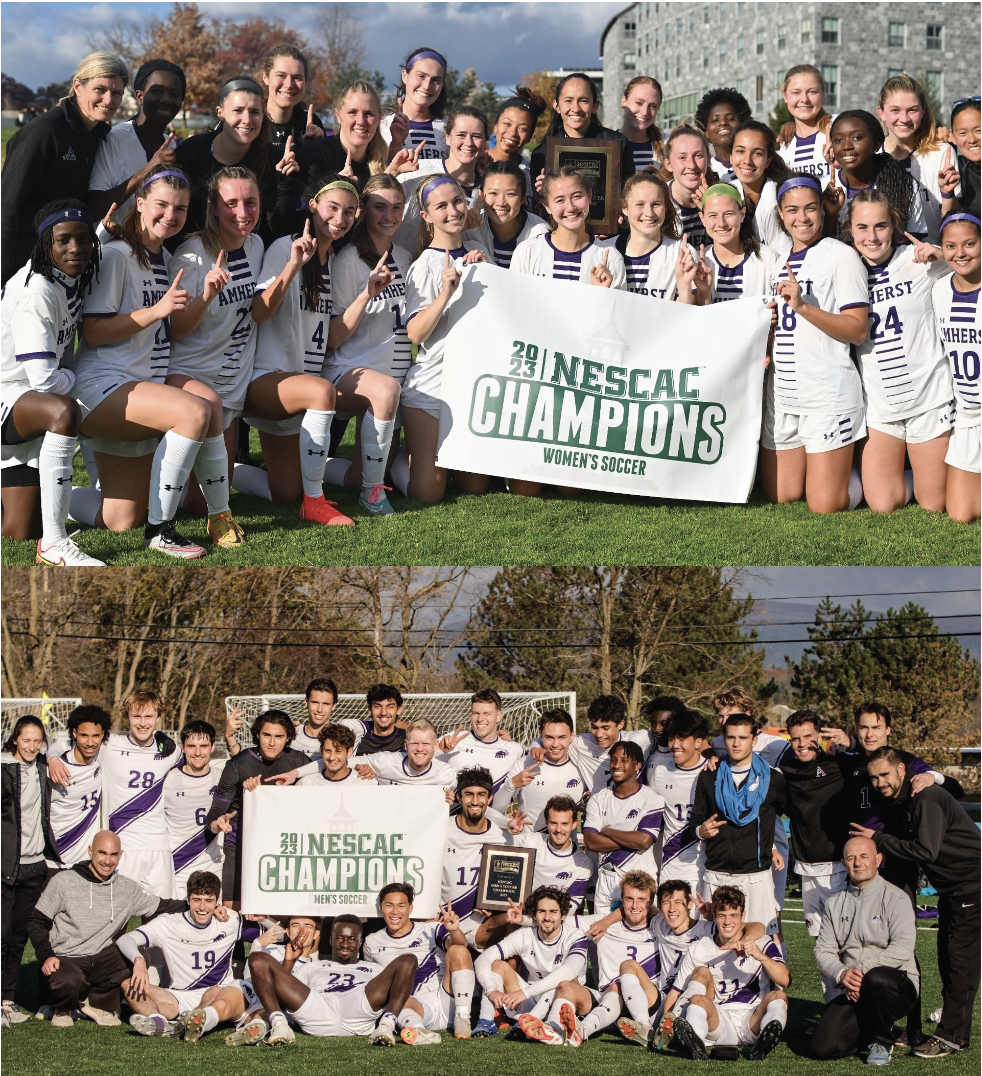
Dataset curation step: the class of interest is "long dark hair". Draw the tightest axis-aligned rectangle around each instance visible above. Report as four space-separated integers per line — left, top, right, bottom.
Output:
28 199 100 290
3 715 47 755
349 173 405 269
400 46 448 118
299 170 358 307
731 119 792 186
546 72 602 137
216 76 270 179
830 110 917 229
120 166 191 268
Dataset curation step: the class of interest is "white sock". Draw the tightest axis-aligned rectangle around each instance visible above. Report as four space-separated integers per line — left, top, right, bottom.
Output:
529 994 552 1020
322 456 352 487
545 995 567 1030
478 983 498 1021
389 448 410 497
149 431 201 525
360 412 394 490
299 408 334 497
79 439 100 490
193 433 230 514
684 1003 709 1040
269 1009 286 1024
202 1006 219 1033
847 467 864 510
451 969 475 1018
762 998 788 1029
397 1007 423 1030
69 485 102 528
231 463 271 500
580 991 621 1039
620 972 652 1028
903 468 915 505
38 432 77 548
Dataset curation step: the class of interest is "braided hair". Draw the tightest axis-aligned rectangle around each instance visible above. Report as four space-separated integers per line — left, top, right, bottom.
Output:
28 199 100 291
831 110 917 230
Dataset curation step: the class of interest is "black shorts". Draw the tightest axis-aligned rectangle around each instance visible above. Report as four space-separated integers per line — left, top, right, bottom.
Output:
1 409 30 447
222 842 241 902
1 463 40 488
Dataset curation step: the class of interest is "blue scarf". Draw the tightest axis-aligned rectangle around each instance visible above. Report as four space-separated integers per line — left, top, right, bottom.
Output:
715 753 771 827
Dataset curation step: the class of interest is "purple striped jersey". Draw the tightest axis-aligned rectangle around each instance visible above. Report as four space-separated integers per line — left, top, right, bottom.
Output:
647 756 708 873
651 915 714 991
488 920 589 986
627 139 658 175
442 815 510 925
777 131 833 182
605 233 680 299
932 275 980 419
128 910 259 990
576 913 660 991
674 930 785 1009
296 958 383 994
164 762 225 877
100 733 180 850
583 784 664 879
671 192 710 250
512 829 595 912
364 920 451 995
47 750 103 868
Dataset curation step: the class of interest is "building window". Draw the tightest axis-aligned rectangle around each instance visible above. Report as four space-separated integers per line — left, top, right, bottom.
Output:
736 78 744 94
719 2 726 22
655 28 659 46
887 68 904 78
821 64 839 108
624 53 637 70
719 41 727 64
676 55 682 77
756 29 765 55
755 74 764 112
624 20 636 37
676 16 682 35
703 46 710 70
888 22 905 47
801 17 811 44
777 25 786 49
689 12 695 32
688 51 694 74
737 34 744 59
704 6 710 24
926 24 943 50
926 70 943 102
821 17 839 44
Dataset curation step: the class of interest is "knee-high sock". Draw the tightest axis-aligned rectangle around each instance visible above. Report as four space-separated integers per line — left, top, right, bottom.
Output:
762 998 788 1029
529 994 552 1020
79 439 100 490
478 978 500 1021
299 408 334 497
397 1008 423 1030
69 486 102 528
193 433 230 515
360 413 394 491
38 432 76 547
201 1007 219 1033
322 456 352 487
620 973 652 1028
231 463 271 501
451 969 474 1019
848 468 864 510
903 468 915 505
683 1002 709 1039
389 448 410 497
149 431 201 525
580 991 621 1039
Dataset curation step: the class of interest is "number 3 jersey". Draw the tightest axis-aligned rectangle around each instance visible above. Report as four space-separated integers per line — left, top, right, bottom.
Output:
674 930 786 1010
164 762 226 882
932 274 980 427
575 912 660 991
128 910 260 990
363 921 452 997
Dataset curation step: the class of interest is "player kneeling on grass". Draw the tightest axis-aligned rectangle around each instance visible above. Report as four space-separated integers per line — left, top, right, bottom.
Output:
364 882 476 1043
474 885 589 1045
117 869 259 1041
663 884 789 1061
244 914 417 1046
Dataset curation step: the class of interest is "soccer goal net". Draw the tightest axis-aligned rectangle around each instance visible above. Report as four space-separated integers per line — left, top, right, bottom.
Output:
1 697 83 745
223 692 576 751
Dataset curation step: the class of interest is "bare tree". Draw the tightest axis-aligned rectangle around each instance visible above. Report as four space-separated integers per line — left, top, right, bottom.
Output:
314 4 366 73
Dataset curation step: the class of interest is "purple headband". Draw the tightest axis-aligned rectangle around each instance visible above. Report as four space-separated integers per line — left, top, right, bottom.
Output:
141 168 188 189
36 207 94 235
406 49 447 71
777 175 823 200
420 176 458 204
941 212 982 231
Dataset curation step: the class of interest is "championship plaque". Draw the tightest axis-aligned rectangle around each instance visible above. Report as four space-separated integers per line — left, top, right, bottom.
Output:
475 845 537 911
544 138 622 233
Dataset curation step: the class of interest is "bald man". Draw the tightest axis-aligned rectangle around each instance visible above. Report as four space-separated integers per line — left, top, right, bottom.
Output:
811 837 918 1066
28 830 189 1027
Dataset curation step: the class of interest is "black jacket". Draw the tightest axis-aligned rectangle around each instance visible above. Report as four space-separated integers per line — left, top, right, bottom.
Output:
1 754 59 884
780 751 852 864
0 96 111 285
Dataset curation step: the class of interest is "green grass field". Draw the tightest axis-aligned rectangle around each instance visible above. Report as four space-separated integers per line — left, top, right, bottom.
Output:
2 899 979 1076
1 426 978 566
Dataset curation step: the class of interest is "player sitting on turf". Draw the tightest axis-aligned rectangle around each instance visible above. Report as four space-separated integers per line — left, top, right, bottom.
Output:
474 885 589 1045
355 717 459 790
116 869 260 1041
297 723 375 786
663 884 789 1061
243 914 418 1046
364 882 476 1043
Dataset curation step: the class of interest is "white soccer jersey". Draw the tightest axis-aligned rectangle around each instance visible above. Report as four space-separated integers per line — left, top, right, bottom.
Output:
325 243 413 382
647 757 709 877
442 814 510 924
99 733 180 850
729 179 788 256
73 241 172 390
565 729 651 795
129 910 258 991
496 755 586 830
486 920 589 990
364 920 451 997
478 210 550 270
627 139 661 175
858 246 953 422
513 830 594 911
707 245 782 303
769 237 868 415
297 768 371 787
932 274 980 425
674 931 785 1011
898 147 948 244
380 114 448 160
252 238 331 380
164 762 226 883
576 913 660 991
710 155 735 183
292 724 323 759
296 958 382 995
583 784 664 879
511 233 627 288
47 749 103 868
88 118 154 237
396 159 483 257
670 192 710 251
439 730 526 804
168 235 263 410
778 130 833 182
364 750 457 788
651 914 714 990
601 234 680 299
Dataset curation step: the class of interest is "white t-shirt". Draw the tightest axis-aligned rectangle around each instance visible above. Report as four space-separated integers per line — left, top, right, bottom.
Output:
363 920 451 998
769 237 868 414
253 238 331 379
128 909 256 991
512 829 595 911
778 129 834 183
932 274 981 425
292 724 324 760
74 241 172 389
576 912 659 991
364 750 458 788
646 757 709 876
857 245 953 422
900 146 948 245
601 234 680 299
442 815 510 925
583 784 664 879
164 762 226 881
297 768 372 787
325 242 413 382
563 729 650 795
380 114 448 160
729 179 788 257
673 930 786 1011
511 233 627 289
478 210 550 270
295 958 382 996
168 235 264 410
47 748 103 868
707 245 782 303
98 733 181 851
404 244 488 371
88 118 154 238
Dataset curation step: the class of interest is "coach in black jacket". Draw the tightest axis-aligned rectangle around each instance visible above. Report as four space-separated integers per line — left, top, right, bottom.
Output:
853 747 981 1058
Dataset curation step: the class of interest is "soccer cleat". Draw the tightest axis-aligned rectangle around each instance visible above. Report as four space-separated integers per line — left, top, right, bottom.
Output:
225 1018 266 1046
50 1012 75 1028
911 1037 958 1059
400 1026 442 1045
80 1002 120 1026
369 1019 397 1046
129 1013 169 1037
144 521 206 559
299 494 354 526
650 1011 676 1051
183 1007 207 1044
453 1014 472 1039
36 1005 54 1021
472 1018 498 1038
673 1017 710 1061
558 1001 583 1047
267 1016 295 1045
517 1013 563 1044
617 1016 650 1047
867 1043 893 1066
749 1019 783 1060
2 1001 32 1024
207 511 246 547
359 484 395 517
35 536 105 567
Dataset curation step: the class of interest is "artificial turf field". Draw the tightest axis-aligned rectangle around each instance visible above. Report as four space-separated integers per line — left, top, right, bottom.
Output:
3 896 979 1076
1 426 979 567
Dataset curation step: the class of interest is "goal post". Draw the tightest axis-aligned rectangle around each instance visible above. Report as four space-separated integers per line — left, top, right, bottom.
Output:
0 697 83 745
224 692 577 750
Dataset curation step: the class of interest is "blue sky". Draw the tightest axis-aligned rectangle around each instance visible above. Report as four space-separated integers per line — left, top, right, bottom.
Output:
0 1 625 92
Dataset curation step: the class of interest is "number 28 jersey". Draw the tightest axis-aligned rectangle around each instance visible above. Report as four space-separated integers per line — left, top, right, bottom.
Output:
99 733 180 851
932 275 980 425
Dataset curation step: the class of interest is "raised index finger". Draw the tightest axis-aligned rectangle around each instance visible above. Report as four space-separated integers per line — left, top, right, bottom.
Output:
307 103 314 126
444 250 451 268
215 249 225 270
375 249 389 271
171 268 184 289
284 134 293 155
784 261 796 282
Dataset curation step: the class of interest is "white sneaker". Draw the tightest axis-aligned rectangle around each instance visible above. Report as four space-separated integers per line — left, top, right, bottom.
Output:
35 536 105 567
267 1016 295 1045
80 1003 120 1026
